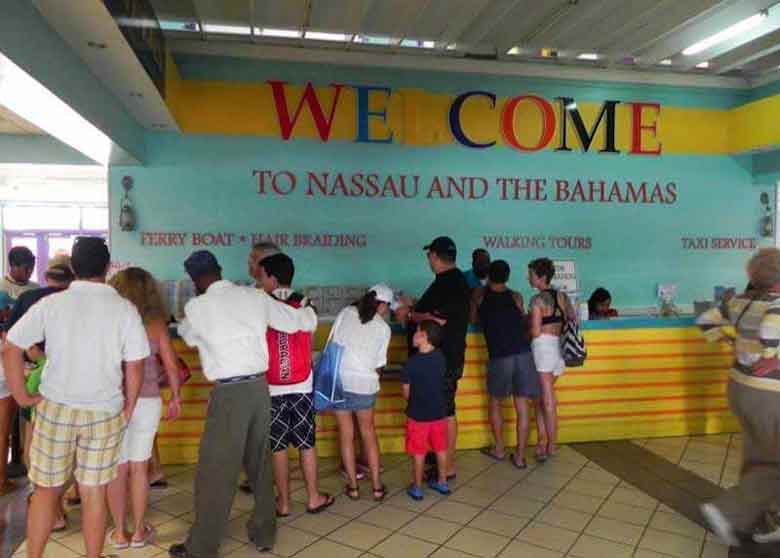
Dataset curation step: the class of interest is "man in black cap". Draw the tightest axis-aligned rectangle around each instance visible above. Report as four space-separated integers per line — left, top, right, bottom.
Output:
409 236 469 479
170 250 317 558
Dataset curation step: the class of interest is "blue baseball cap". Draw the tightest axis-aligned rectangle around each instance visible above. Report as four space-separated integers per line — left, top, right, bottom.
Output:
184 250 221 278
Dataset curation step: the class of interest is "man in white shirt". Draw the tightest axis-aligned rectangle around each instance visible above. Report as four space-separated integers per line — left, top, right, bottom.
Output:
169 250 317 558
3 237 150 558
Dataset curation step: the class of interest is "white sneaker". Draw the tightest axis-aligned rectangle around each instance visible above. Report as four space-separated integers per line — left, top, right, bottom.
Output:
753 511 780 544
700 503 740 547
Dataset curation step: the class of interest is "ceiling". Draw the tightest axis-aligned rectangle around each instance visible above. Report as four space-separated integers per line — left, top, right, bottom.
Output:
0 105 44 135
147 0 780 81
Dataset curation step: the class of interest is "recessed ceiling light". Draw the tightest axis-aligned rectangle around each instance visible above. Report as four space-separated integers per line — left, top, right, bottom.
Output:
659 59 672 66
445 43 457 51
695 61 710 69
682 12 767 56
507 46 521 55
260 27 302 39
87 41 107 49
304 31 351 42
577 53 599 60
202 24 251 35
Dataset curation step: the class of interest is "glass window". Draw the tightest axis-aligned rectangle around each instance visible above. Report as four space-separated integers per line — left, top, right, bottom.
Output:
81 207 109 230
3 206 80 230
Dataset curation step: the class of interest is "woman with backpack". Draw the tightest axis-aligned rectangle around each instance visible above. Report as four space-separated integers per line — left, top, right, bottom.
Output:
329 284 396 501
527 258 577 462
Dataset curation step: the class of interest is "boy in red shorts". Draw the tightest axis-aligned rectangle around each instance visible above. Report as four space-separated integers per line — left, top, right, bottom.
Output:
402 320 450 500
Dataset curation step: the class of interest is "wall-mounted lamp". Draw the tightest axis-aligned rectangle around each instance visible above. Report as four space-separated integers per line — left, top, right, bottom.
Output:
119 175 136 232
761 191 773 238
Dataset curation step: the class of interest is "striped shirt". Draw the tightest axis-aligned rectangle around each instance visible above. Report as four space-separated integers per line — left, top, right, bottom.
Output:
696 292 780 392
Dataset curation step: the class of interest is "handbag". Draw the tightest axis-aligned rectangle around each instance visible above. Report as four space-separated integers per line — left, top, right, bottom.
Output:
313 312 347 412
158 355 192 388
552 290 587 367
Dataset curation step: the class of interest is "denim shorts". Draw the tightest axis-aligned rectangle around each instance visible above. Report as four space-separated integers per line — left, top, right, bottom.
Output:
330 391 377 412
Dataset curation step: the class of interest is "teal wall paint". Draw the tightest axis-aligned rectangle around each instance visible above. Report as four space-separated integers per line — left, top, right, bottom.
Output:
173 54 749 109
111 132 763 308
750 79 780 102
0 0 146 163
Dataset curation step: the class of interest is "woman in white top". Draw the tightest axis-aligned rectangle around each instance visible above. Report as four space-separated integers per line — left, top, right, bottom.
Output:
329 284 394 501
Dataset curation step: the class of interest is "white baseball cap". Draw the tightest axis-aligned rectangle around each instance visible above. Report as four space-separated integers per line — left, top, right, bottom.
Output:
369 283 399 310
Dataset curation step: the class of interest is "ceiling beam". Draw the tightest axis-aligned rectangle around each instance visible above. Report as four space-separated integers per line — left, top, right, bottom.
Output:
715 27 780 73
170 38 749 89
3 0 147 164
677 6 780 70
455 0 525 48
636 0 777 66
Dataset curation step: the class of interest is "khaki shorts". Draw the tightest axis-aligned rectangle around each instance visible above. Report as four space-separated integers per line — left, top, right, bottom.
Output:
30 399 126 487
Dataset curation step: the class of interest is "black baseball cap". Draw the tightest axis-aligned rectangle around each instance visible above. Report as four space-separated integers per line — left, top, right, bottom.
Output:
184 250 222 278
424 236 457 258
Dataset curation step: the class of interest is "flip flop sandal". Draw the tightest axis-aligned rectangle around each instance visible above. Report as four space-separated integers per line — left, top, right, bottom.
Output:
306 493 335 514
344 484 360 501
130 524 155 548
149 479 169 489
407 485 424 501
372 485 388 502
52 515 68 533
107 528 130 550
479 447 505 461
510 453 528 470
535 444 548 463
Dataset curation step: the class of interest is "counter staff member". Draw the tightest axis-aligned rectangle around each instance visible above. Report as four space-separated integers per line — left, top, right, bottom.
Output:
409 236 469 479
169 251 317 558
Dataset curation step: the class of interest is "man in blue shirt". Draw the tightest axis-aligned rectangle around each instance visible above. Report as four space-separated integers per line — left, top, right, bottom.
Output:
463 249 490 290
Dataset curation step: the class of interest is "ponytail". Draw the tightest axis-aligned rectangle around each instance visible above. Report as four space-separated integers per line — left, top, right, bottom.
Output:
354 291 381 324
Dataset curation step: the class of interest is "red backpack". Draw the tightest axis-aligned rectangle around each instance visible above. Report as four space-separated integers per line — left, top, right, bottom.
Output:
266 293 313 386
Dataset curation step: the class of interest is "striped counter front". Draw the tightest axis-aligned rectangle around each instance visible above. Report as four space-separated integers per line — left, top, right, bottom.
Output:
157 317 738 464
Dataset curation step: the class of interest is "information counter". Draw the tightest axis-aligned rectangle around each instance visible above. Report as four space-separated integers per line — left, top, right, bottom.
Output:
159 317 738 464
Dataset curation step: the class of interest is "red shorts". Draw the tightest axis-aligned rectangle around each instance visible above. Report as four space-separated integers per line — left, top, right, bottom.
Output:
405 418 448 456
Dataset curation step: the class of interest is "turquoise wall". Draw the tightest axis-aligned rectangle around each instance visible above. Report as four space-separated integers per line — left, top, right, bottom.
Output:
110 58 765 308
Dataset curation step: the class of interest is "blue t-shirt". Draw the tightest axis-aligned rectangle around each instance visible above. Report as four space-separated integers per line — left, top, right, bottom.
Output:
463 269 482 290
400 349 447 422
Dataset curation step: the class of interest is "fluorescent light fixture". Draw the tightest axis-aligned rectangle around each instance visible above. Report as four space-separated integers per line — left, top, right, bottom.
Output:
507 46 521 55
400 39 436 48
659 58 672 65
159 20 199 32
445 43 457 51
0 54 112 165
353 34 396 45
577 53 599 60
695 61 710 69
304 31 351 42
682 12 767 56
202 23 251 35
259 27 302 39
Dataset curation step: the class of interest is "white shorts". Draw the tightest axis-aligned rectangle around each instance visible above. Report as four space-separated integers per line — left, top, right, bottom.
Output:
0 373 10 399
119 397 162 464
532 334 566 376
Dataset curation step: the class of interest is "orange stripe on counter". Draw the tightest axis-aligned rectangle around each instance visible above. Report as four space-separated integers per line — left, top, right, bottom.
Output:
586 338 708 347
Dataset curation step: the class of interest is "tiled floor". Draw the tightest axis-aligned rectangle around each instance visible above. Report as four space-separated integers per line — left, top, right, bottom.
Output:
1 434 754 558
